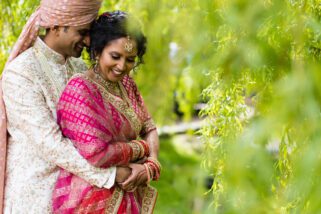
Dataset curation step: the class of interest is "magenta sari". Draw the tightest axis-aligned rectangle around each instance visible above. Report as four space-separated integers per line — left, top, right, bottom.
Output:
52 74 157 214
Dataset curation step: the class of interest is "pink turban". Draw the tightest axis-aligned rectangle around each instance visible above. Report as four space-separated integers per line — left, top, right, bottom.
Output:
6 0 102 65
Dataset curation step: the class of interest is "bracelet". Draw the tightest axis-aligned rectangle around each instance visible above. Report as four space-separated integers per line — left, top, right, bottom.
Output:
146 157 162 180
144 163 151 183
137 140 145 159
139 140 150 157
131 140 145 159
147 162 159 180
147 157 162 171
133 140 150 158
128 142 141 161
146 162 154 180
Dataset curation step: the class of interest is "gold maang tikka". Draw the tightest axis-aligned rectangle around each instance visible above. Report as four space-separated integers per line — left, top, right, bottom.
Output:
124 36 133 53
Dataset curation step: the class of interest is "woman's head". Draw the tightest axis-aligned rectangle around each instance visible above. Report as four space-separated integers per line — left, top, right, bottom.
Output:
89 11 147 82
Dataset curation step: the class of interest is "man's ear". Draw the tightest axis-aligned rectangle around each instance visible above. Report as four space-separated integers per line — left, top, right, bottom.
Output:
49 26 60 36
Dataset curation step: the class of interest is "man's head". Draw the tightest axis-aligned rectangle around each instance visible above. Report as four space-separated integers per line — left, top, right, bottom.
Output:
6 0 102 64
45 23 91 58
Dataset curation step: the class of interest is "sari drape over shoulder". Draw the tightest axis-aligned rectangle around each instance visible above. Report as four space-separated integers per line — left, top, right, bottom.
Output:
53 74 157 214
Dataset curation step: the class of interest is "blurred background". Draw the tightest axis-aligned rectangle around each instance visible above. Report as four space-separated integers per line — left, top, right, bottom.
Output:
1 0 321 213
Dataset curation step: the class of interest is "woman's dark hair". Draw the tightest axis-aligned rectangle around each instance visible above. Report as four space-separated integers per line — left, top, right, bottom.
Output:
89 11 147 66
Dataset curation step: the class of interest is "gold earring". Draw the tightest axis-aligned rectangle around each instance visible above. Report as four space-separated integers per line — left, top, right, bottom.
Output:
93 57 99 74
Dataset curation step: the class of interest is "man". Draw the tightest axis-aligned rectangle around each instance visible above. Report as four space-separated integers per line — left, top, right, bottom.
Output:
0 1 126 213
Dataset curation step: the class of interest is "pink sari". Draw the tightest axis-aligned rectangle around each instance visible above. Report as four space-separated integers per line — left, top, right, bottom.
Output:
52 74 157 214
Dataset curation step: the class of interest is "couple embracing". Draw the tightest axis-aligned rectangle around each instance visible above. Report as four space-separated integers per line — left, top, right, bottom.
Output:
0 0 160 213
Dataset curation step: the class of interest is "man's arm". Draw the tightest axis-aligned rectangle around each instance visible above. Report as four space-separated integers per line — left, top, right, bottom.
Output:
2 68 115 188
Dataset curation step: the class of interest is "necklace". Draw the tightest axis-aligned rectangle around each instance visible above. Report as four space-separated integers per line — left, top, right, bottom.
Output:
93 67 122 97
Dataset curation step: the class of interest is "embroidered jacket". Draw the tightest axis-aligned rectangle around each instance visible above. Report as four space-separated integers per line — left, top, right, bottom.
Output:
2 38 116 214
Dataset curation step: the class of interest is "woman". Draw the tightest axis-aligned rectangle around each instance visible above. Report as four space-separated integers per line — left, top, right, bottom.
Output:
52 11 161 214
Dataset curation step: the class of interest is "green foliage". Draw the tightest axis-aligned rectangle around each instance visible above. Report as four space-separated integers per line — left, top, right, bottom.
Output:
198 0 321 213
0 0 40 69
2 0 321 212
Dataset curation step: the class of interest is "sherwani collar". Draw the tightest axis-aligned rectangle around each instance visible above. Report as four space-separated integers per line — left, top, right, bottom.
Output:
33 37 68 65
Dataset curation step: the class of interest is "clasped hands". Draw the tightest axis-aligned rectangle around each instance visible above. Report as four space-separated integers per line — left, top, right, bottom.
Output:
115 138 160 192
116 160 148 192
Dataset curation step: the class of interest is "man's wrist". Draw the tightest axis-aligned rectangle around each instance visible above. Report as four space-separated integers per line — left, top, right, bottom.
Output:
102 166 116 189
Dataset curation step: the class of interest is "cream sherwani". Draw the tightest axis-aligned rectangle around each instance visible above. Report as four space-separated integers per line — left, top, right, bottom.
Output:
2 38 116 213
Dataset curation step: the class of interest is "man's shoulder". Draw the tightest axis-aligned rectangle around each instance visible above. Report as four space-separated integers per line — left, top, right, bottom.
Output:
4 48 38 75
69 57 88 73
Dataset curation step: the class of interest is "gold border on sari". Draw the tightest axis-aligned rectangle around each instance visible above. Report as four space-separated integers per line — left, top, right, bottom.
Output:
105 186 124 214
76 73 142 137
141 186 158 214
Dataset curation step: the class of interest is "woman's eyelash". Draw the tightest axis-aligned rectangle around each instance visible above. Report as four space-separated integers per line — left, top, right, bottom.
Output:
127 59 135 63
111 55 120 59
110 54 135 63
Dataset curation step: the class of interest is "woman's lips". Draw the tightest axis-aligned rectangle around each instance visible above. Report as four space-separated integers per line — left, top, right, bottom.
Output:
112 69 122 76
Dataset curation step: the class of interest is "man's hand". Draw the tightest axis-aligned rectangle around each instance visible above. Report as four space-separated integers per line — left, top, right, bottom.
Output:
115 166 131 183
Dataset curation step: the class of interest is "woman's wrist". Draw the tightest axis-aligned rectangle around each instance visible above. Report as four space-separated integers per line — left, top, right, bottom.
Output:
137 140 150 157
129 140 150 162
145 157 162 181
128 141 140 162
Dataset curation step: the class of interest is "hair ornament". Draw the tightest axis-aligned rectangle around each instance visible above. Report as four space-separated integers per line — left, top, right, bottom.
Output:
124 36 134 53
101 11 127 21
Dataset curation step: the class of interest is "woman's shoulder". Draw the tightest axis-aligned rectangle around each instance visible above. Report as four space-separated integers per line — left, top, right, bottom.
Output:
65 73 99 94
67 73 92 86
121 75 138 90
60 73 103 106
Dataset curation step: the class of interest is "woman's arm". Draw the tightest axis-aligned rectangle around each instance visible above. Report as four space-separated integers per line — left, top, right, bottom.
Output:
143 129 159 159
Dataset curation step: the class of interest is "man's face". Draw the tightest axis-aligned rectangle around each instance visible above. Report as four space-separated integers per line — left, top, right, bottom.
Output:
55 23 91 58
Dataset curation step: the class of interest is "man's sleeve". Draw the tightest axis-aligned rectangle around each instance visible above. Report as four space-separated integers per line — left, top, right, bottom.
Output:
2 68 115 189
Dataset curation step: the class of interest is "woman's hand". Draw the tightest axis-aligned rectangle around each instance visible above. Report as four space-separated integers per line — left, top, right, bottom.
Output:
135 157 147 164
115 166 132 183
119 163 147 192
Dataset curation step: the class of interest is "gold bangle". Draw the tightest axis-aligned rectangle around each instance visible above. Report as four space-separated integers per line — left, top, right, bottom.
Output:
128 142 140 161
147 157 162 171
132 140 145 159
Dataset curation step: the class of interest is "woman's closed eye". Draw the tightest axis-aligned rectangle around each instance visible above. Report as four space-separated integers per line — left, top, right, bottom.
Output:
111 54 120 60
126 58 136 63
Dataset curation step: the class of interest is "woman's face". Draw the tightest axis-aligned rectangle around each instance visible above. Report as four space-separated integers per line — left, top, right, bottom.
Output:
98 37 138 82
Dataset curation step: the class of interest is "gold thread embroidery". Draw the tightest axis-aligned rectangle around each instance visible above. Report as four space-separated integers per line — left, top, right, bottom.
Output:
105 186 123 214
143 118 157 134
141 186 158 214
74 74 142 136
